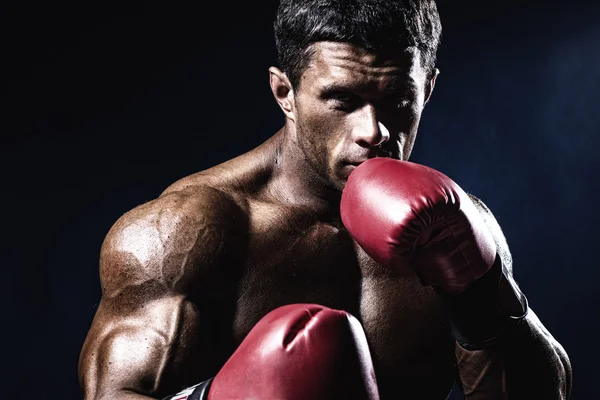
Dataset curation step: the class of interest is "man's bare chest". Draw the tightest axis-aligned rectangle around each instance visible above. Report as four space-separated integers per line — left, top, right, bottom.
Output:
229 218 456 392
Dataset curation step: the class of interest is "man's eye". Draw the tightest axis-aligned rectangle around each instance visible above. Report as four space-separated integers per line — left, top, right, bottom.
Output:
383 98 412 113
327 92 362 110
334 94 358 104
396 99 411 108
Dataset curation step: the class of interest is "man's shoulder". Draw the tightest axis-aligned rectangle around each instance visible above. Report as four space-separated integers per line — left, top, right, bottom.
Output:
467 193 513 272
466 193 502 235
119 184 247 238
99 185 249 297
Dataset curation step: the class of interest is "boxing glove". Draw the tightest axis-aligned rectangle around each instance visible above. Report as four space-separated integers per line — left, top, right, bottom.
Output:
341 157 496 294
208 303 379 400
341 158 527 348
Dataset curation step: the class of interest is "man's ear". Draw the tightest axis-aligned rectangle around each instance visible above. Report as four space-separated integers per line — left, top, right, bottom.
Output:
269 66 295 122
424 68 439 105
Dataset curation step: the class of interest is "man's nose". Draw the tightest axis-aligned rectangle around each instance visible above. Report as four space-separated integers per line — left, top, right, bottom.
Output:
351 106 390 148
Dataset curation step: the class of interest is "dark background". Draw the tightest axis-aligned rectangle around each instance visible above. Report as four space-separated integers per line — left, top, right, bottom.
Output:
3 0 598 398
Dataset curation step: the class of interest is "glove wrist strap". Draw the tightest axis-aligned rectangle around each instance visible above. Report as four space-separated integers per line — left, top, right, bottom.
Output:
438 254 528 350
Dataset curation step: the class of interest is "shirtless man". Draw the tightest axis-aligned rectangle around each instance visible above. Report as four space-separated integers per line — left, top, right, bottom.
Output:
78 1 572 399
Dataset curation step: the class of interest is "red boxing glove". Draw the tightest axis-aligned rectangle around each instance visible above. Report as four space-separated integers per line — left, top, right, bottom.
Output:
208 304 380 400
341 158 497 295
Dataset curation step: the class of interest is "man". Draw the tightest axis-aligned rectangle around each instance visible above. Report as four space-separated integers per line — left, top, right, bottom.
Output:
78 0 572 399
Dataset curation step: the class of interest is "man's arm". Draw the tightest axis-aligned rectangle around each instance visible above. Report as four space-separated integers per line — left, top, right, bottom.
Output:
78 187 246 400
455 195 573 399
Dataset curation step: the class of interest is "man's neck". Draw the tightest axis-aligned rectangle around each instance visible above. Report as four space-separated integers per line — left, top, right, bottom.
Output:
269 127 343 223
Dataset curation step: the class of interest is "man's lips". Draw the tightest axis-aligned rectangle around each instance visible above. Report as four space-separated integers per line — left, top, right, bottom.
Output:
346 152 400 166
346 161 365 166
345 155 381 166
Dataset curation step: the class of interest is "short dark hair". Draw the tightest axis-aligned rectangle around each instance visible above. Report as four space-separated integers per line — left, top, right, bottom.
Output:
274 0 442 89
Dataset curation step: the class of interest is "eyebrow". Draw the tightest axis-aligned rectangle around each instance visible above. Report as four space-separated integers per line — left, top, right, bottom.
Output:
319 83 355 94
389 79 418 93
319 79 417 96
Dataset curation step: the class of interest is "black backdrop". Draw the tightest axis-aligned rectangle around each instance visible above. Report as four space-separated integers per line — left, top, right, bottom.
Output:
3 1 599 398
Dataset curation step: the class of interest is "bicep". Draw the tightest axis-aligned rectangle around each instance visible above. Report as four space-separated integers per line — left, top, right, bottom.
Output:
79 295 202 400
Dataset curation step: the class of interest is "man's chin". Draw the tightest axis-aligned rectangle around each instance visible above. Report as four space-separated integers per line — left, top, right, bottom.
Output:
331 169 353 192
333 180 346 192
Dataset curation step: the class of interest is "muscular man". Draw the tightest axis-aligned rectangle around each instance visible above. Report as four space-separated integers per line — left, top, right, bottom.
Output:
78 1 572 399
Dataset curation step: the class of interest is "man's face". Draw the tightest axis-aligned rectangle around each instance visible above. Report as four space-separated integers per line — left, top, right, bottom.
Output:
291 42 436 190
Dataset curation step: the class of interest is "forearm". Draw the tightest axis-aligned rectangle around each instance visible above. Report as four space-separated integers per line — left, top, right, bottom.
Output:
456 309 572 399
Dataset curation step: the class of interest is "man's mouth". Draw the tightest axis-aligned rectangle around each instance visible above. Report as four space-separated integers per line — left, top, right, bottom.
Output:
346 160 365 167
